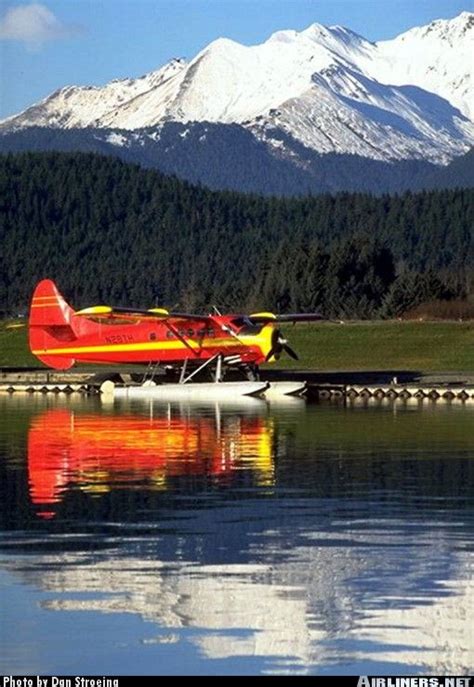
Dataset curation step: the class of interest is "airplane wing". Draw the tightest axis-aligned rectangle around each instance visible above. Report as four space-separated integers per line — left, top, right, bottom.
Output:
248 312 325 324
75 306 327 325
75 305 212 323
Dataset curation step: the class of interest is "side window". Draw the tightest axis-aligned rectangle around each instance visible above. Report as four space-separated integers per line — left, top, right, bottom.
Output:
166 330 175 339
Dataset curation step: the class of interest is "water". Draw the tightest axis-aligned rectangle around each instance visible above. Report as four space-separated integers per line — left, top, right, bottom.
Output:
0 394 473 675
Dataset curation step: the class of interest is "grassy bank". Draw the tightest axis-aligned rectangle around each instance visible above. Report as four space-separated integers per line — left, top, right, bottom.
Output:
277 321 474 372
0 321 37 367
0 319 473 372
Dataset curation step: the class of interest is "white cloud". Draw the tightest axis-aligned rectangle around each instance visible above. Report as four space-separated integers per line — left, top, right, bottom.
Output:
0 3 82 49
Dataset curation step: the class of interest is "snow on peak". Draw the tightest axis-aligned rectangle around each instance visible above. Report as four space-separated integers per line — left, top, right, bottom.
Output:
0 58 187 130
305 22 367 43
392 10 473 44
372 11 474 119
202 36 243 53
268 29 299 43
300 22 329 38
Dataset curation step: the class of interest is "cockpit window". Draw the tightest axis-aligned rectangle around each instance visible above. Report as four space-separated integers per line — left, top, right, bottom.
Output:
230 317 262 334
230 317 248 328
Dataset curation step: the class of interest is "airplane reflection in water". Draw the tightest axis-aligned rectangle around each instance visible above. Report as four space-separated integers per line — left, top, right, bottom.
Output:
27 403 278 518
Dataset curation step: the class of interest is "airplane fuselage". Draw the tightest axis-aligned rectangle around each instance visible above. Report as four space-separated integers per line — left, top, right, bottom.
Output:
31 315 274 367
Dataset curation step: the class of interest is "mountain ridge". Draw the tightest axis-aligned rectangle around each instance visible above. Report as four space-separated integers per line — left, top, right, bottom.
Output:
1 124 472 196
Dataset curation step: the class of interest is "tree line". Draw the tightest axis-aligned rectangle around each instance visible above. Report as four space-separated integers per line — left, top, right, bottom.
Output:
0 152 472 318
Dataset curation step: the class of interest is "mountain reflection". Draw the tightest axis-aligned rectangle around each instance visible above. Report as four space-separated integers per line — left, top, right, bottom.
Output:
27 405 275 518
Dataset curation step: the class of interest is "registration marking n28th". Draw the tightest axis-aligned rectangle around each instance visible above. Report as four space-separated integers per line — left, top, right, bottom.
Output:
104 334 135 344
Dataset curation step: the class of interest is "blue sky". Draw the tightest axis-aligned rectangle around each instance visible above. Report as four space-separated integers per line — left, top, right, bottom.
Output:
0 0 471 118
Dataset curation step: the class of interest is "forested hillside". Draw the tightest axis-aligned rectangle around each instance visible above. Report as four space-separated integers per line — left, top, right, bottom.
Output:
1 152 473 318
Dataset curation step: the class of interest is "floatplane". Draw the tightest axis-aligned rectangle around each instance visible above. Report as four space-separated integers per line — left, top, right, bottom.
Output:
29 279 324 399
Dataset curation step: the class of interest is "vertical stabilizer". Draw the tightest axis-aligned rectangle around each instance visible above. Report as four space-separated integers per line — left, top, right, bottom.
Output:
29 279 77 369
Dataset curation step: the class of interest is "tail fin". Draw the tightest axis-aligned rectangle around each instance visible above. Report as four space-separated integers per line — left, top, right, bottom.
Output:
29 279 78 369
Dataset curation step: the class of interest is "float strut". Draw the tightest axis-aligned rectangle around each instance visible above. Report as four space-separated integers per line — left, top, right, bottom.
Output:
179 358 188 384
180 354 220 384
215 354 223 383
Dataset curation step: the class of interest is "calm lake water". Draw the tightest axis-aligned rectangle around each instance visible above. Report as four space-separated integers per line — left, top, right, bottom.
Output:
0 394 473 675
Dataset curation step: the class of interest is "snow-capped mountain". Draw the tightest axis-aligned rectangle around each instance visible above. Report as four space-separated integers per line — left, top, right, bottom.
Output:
1 12 473 167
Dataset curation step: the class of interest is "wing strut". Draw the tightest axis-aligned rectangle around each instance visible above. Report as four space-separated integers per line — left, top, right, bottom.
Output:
163 321 201 356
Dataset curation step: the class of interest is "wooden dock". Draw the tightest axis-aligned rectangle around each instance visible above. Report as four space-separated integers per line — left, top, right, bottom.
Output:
1 367 473 402
309 384 473 402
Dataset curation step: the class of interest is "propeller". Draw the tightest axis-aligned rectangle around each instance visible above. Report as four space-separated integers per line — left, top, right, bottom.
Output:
265 328 299 362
